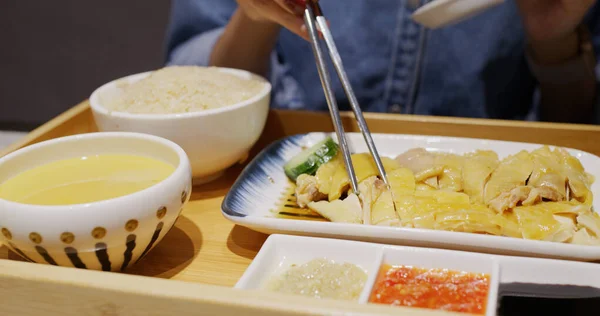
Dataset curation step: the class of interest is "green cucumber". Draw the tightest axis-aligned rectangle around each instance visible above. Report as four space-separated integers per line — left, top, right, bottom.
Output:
284 137 339 181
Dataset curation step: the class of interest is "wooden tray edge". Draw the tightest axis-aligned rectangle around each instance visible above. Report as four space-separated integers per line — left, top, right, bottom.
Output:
0 101 466 315
3 101 597 315
6 101 600 160
0 260 458 316
0 101 93 157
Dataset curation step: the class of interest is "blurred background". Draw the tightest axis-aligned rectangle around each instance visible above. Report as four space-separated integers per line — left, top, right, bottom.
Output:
0 0 172 146
2 0 598 149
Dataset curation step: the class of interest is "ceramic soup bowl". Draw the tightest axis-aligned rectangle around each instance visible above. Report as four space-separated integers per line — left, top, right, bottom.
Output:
0 132 192 271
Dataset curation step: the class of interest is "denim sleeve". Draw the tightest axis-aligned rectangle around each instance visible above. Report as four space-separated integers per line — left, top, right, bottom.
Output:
164 0 237 65
167 28 225 66
164 0 297 108
167 27 287 83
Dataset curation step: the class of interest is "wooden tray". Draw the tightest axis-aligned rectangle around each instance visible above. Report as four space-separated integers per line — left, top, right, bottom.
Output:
2 101 600 315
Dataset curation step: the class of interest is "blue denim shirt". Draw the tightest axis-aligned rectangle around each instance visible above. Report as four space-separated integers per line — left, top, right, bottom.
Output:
165 0 600 122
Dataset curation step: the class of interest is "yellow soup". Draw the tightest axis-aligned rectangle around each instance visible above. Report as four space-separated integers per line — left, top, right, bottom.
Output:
0 154 175 205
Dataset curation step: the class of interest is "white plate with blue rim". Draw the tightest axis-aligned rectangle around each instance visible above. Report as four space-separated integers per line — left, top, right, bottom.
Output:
221 132 600 261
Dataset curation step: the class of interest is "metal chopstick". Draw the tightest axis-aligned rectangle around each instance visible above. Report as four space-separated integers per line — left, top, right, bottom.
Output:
304 2 390 193
303 3 360 194
313 6 389 186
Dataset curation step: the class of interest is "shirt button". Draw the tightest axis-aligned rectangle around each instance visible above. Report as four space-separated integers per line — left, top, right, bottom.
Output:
390 104 402 113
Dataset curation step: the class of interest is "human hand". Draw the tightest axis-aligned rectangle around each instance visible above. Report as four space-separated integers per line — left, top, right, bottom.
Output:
516 0 595 42
516 0 596 63
236 0 309 39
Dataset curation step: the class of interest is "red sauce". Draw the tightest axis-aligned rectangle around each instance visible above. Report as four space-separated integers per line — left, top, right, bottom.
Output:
369 264 490 315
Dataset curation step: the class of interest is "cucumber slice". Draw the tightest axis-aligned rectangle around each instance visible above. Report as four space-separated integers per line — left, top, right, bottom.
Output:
284 137 339 181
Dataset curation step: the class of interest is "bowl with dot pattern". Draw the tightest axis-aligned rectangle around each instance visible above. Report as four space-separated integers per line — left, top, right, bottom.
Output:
0 132 192 271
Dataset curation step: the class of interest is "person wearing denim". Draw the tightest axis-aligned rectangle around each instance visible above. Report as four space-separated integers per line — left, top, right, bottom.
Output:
165 0 600 124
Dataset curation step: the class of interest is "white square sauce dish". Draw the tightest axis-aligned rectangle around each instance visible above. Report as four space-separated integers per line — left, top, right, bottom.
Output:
236 235 600 316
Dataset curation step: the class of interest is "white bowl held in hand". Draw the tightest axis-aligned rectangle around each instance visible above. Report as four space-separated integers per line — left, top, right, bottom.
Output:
0 132 192 271
89 67 271 185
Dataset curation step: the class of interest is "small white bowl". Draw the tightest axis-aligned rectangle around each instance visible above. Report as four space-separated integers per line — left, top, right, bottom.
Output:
0 132 192 271
89 67 271 185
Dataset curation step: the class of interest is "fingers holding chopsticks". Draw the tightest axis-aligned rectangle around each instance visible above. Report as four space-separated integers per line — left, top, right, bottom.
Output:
236 0 311 40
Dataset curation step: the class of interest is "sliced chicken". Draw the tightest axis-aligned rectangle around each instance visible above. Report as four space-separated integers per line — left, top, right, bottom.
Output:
488 186 531 213
307 193 363 224
396 193 502 236
548 214 576 243
522 187 564 206
512 204 561 241
527 146 567 201
571 228 600 245
587 172 596 185
315 156 341 196
395 148 444 183
501 211 523 238
577 212 600 237
434 206 504 236
371 189 400 226
553 203 592 216
489 184 567 213
435 153 464 192
388 167 416 197
299 144 596 246
328 153 400 201
395 148 432 171
462 150 499 204
357 176 386 225
393 194 436 229
553 147 594 205
396 190 476 231
359 169 416 226
423 176 439 189
416 183 436 191
483 150 535 205
416 167 444 183
415 190 470 204
395 148 466 191
295 174 327 208
510 201 588 241
521 201 589 215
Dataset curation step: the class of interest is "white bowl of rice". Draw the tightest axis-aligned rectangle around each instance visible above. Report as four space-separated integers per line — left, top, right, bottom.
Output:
90 66 271 185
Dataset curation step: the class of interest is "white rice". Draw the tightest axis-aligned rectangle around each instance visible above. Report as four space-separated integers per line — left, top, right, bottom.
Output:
102 66 266 114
